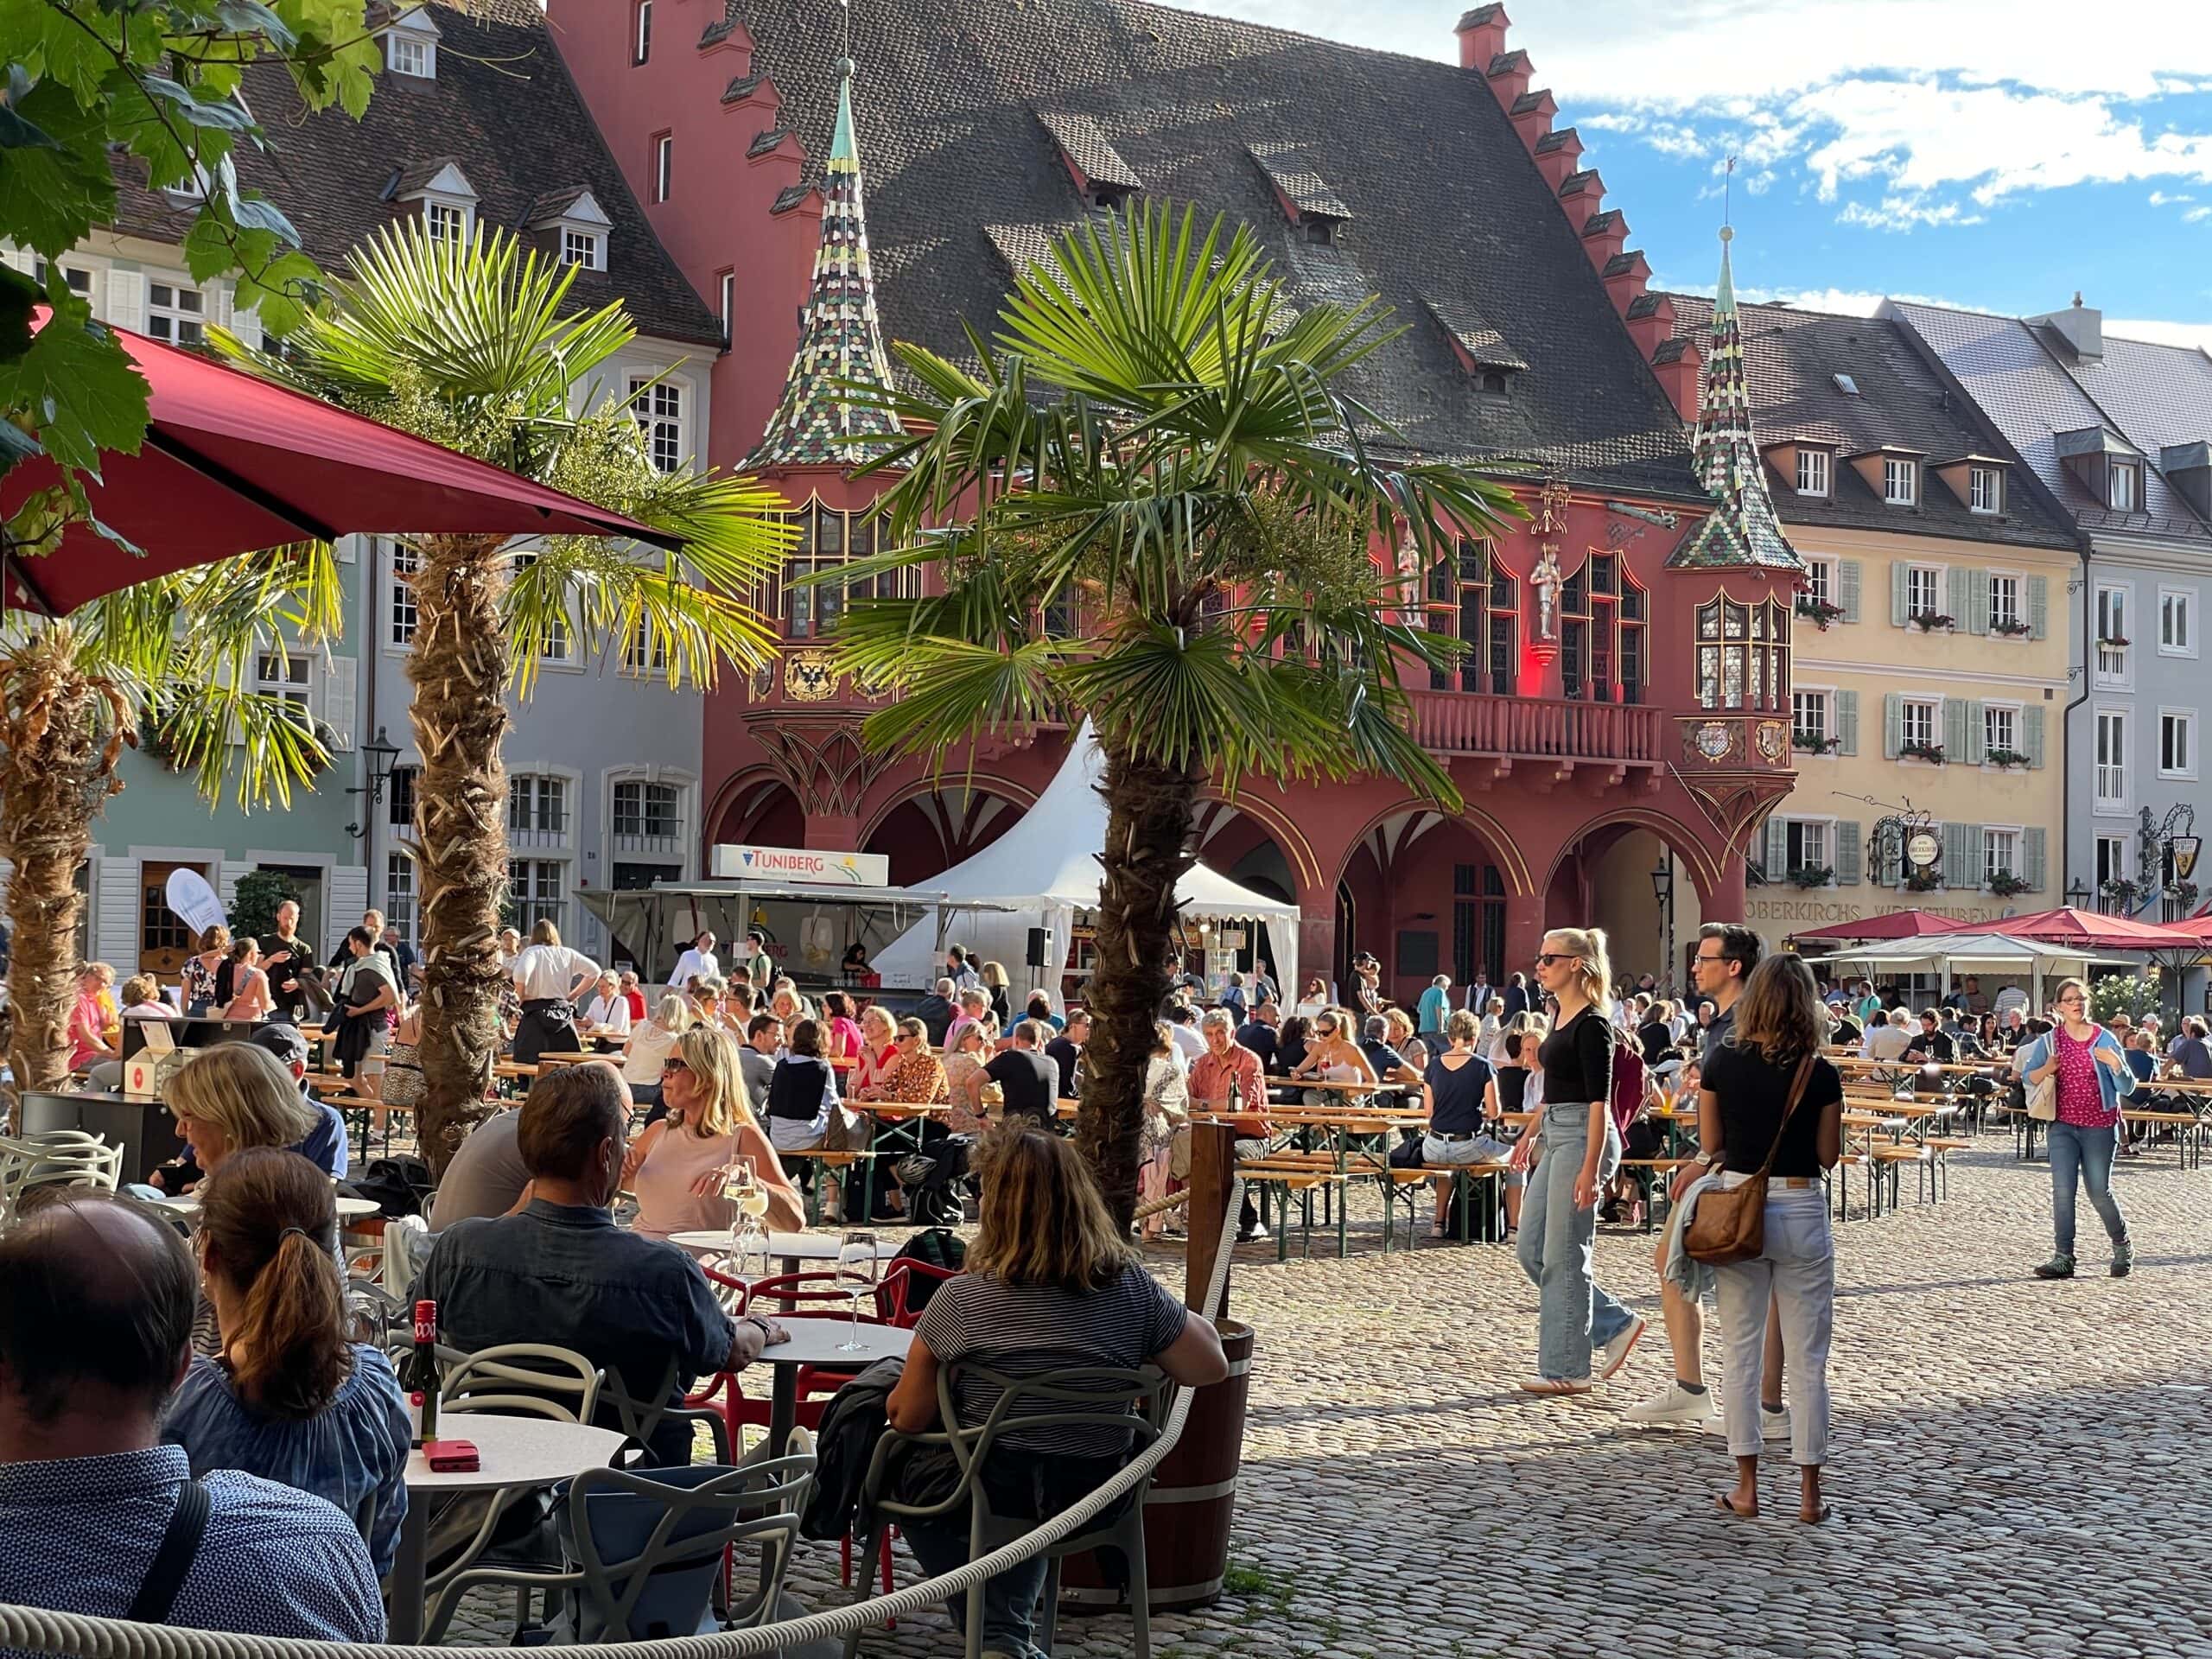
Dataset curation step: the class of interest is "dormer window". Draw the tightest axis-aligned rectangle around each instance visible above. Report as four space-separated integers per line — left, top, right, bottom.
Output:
376 7 441 78
2111 461 2139 512
425 200 467 244
563 229 602 270
1796 448 1831 498
1303 219 1336 245
1247 142 1353 245
1479 371 1509 395
1969 464 2002 514
1037 111 1143 217
526 188 614 275
1884 456 1917 505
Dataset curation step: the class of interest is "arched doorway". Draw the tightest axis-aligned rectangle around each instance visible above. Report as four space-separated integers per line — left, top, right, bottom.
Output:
709 775 804 850
1545 815 1718 997
1334 809 1516 1007
861 782 1032 887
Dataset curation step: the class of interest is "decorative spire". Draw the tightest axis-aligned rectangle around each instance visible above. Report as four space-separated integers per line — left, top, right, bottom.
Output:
1667 219 1800 570
745 49 902 471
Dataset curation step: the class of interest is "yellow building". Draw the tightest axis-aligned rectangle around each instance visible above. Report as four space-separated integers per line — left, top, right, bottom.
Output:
1668 297 2079 956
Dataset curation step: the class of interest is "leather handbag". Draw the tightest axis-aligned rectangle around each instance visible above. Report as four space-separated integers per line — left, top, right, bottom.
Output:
1684 1053 1816 1266
2025 1059 2059 1122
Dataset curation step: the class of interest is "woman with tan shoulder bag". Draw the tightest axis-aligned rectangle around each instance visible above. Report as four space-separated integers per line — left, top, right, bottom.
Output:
1690 953 1845 1524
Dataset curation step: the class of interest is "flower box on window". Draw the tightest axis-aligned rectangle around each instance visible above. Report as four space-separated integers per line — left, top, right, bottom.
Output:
1788 864 1835 890
1793 730 1842 755
1795 595 1847 630
2098 635 2131 649
1993 619 2032 639
1987 870 2031 898
1904 868 1942 893
2101 877 2143 908
1910 611 1955 632
2166 880 2200 909
1899 740 1946 764
1986 747 2031 770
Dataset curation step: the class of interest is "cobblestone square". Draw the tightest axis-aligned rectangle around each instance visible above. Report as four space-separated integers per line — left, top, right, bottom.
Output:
447 1135 2212 1659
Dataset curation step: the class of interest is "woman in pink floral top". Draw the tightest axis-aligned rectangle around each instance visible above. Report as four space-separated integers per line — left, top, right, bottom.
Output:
2018 977 2136 1280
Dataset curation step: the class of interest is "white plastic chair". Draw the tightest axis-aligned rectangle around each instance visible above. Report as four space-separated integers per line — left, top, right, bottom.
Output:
0 1133 124 1230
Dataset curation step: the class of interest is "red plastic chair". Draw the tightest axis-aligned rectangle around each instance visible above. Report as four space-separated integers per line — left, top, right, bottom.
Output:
877 1257 958 1327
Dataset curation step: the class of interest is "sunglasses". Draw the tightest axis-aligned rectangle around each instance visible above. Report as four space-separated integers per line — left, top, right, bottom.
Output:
662 1058 690 1074
1535 953 1573 967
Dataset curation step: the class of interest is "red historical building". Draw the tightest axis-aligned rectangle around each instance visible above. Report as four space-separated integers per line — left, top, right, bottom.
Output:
544 0 1802 996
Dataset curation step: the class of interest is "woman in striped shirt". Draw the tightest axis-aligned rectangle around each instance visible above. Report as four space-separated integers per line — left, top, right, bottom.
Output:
887 1129 1227 1659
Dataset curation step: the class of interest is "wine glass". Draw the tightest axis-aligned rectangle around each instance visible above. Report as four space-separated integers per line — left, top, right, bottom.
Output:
835 1230 878 1352
722 1156 769 1277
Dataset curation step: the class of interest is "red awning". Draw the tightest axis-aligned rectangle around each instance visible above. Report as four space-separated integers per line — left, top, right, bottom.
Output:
1949 906 2206 952
1 315 677 615
1786 908 1964 944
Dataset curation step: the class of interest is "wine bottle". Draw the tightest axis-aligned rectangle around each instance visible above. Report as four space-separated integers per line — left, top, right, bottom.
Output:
404 1299 439 1446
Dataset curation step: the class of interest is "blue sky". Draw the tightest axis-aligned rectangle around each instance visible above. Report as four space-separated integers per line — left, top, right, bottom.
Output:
1165 0 2212 344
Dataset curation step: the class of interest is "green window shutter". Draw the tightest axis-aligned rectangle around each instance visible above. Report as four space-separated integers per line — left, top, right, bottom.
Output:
1961 699 1987 766
1884 691 1903 759
1839 560 1863 624
1837 690 1859 756
1943 820 1977 889
2029 575 2050 640
1764 817 1789 881
2024 826 2047 893
1835 821 1863 886
1891 563 1911 627
2024 705 2046 767
1962 569 1991 636
1942 696 1970 760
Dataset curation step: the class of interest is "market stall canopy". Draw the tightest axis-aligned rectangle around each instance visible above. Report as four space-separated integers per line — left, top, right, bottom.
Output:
1800 931 2135 1004
869 723 1301 996
1786 909 1967 945
578 880 1013 987
1 313 677 615
1948 906 2205 952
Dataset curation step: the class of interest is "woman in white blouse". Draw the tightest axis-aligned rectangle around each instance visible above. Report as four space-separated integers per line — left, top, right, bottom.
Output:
622 994 693 1111
580 971 632 1051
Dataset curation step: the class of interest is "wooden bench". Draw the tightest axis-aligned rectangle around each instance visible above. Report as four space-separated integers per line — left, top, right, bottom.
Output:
1613 1158 1695 1232
1231 1161 1353 1261
776 1148 881 1226
2124 1109 2206 1169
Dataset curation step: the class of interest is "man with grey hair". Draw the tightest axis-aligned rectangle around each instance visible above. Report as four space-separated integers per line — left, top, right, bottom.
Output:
1361 1014 1422 1087
1188 1007 1271 1240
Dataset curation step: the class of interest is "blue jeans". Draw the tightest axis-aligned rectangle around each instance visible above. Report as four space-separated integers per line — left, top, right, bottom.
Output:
1516 1101 1635 1382
2048 1119 2127 1258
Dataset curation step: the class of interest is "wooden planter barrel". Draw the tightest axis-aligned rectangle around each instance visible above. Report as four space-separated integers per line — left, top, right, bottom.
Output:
1057 1318 1253 1614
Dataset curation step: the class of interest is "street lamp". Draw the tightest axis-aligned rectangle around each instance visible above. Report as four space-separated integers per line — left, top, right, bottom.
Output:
2065 877 2091 912
1649 855 1675 993
346 726 404 842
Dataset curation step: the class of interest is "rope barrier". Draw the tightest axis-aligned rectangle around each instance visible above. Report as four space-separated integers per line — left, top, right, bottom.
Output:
0 1178 1246 1659
1130 1188 1191 1222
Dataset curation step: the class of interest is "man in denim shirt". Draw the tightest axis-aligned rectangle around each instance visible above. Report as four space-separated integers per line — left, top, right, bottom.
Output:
416 1065 785 1465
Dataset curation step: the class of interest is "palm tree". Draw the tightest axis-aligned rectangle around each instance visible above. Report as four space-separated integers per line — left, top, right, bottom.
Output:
0 548 342 1098
220 220 785 1173
814 203 1522 1222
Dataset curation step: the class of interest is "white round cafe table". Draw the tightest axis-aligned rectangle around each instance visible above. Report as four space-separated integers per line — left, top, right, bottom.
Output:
669 1230 903 1265
387 1414 627 1644
755 1318 912 1456
150 1192 383 1222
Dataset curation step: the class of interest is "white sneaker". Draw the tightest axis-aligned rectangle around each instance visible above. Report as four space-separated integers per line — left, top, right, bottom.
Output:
1597 1316 1647 1381
1623 1381 1717 1426
1705 1403 1791 1440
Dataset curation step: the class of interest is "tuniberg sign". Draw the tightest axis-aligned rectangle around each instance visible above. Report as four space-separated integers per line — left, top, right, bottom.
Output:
708 843 891 887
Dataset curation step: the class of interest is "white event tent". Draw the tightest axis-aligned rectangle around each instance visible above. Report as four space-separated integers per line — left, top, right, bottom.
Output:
872 725 1301 997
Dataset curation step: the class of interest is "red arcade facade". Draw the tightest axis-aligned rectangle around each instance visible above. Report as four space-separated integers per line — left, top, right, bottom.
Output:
545 0 1802 999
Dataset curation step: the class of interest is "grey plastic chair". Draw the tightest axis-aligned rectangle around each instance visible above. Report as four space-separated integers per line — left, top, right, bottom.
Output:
427 1431 818 1643
843 1363 1169 1659
600 1354 734 1469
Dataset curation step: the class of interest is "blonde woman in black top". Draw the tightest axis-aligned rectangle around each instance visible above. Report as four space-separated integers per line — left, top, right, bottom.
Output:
1512 928 1644 1394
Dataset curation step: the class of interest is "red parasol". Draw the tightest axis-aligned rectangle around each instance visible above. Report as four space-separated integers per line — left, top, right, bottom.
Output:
1785 908 1964 945
1949 906 2206 951
1 315 676 615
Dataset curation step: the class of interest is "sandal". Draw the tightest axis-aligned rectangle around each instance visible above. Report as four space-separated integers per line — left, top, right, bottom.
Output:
1714 1492 1757 1518
1799 1503 1834 1525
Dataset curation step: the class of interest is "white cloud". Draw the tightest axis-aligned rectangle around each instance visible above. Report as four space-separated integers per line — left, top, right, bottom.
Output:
2106 317 2212 350
1837 196 1987 232
2189 206 2212 223
2150 191 2197 205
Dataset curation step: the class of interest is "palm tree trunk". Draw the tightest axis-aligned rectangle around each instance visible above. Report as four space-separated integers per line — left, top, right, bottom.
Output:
0 630 123 1108
1077 742 1203 1229
406 533 512 1176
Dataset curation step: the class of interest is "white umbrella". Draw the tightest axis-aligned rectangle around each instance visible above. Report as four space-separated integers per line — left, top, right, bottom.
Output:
1798 931 2137 1007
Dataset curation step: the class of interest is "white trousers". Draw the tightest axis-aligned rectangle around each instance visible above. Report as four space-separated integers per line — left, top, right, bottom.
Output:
1712 1180 1835 1466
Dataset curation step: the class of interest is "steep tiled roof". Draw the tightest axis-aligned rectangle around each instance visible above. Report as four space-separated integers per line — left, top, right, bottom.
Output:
1887 301 2212 542
1422 296 1528 372
1036 110 1144 191
1245 142 1352 221
1665 292 2075 549
709 0 1696 494
105 0 721 347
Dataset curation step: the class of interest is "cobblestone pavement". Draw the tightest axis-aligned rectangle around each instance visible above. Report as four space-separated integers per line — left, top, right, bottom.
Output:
450 1133 2212 1658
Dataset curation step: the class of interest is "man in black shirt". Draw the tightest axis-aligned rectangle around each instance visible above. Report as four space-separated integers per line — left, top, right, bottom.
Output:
1693 923 1761 1067
262 899 315 1021
985 1020 1060 1125
1045 1010 1090 1099
1904 1009 1955 1065
913 977 957 1046
1236 1001 1280 1071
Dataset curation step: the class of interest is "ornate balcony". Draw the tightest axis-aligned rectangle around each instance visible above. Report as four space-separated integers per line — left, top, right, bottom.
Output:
1408 690 1667 791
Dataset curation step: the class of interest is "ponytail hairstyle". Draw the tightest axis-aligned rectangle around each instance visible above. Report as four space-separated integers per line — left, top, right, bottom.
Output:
195 1147 351 1419
1541 927 1613 1016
